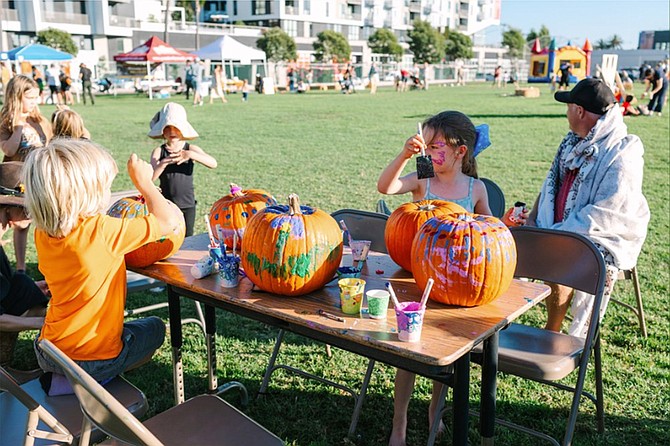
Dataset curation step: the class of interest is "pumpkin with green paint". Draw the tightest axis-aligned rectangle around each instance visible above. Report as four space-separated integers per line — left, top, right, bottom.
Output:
411 213 517 307
107 194 186 268
208 183 277 250
385 200 467 272
241 194 343 296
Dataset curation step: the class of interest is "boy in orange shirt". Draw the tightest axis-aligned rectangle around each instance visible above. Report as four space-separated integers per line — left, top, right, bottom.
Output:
22 139 183 394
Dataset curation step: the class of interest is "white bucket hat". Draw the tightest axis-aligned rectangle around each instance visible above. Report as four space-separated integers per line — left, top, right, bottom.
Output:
147 102 199 140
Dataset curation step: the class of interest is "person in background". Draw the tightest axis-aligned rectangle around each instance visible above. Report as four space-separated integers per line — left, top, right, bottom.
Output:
58 69 73 106
368 62 379 94
0 75 52 273
241 79 250 102
26 139 178 395
209 65 228 105
45 64 61 105
378 111 492 446
191 58 205 107
641 65 668 117
506 78 649 338
31 66 45 104
148 102 217 237
79 63 95 106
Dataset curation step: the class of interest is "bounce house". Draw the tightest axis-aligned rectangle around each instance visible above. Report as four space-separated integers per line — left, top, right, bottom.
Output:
528 38 592 83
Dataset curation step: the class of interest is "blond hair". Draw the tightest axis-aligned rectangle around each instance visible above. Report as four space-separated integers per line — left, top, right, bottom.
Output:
52 109 87 139
22 139 118 238
0 75 42 132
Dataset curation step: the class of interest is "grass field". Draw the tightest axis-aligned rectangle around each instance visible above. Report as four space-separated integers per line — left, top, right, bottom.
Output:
6 82 670 446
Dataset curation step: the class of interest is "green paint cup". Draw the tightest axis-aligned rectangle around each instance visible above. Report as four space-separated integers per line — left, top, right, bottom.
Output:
366 289 390 319
338 278 365 315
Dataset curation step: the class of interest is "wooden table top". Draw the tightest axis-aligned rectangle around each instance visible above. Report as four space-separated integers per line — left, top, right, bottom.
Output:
131 234 550 368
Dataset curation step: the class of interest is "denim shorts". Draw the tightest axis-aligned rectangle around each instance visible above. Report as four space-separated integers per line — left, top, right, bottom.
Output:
35 316 165 381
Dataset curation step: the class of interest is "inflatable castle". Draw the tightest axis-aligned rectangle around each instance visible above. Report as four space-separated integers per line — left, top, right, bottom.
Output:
528 38 592 83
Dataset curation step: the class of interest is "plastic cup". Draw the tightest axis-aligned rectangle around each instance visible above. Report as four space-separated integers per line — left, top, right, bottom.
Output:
338 278 366 315
395 301 425 342
190 255 214 279
219 256 240 288
209 246 224 264
350 240 371 262
366 289 390 319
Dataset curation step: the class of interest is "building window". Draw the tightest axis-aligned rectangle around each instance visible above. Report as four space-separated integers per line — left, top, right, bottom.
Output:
252 0 272 15
333 24 341 33
304 0 311 14
284 20 298 37
348 26 359 41
233 0 238 15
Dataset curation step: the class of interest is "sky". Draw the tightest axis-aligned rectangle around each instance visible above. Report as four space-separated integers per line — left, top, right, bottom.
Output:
483 0 670 50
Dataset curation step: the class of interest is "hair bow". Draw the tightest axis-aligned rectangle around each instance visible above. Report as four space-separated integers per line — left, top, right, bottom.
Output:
473 124 491 157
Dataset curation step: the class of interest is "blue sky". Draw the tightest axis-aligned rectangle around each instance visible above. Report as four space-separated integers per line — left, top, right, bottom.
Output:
483 0 670 50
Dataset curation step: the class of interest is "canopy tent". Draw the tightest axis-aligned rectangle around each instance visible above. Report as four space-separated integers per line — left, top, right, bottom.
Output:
1 43 74 62
113 36 195 99
192 35 268 82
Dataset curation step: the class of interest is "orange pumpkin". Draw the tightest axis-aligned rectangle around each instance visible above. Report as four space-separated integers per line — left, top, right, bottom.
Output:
385 200 467 272
411 213 516 307
107 194 186 268
209 183 277 250
241 194 343 296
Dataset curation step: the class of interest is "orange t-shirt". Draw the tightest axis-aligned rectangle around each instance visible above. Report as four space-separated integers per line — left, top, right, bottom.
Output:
37 214 159 361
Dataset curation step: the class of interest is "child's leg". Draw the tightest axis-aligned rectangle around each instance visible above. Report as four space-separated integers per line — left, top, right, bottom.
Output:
119 316 166 372
390 368 416 446
428 381 447 436
181 207 196 237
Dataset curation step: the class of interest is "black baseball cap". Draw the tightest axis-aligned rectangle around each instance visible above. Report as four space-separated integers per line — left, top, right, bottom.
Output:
554 78 615 115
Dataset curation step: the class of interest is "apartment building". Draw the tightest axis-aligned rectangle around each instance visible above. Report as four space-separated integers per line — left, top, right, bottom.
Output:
0 0 500 65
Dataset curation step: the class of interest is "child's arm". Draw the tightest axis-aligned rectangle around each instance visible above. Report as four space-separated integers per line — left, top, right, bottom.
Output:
128 154 181 236
377 134 424 196
472 179 492 215
179 144 217 169
150 146 171 182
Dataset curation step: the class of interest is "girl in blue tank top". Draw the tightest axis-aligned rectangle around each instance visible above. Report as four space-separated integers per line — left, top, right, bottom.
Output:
377 110 494 446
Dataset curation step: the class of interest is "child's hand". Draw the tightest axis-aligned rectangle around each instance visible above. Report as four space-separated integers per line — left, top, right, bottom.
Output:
127 153 154 189
402 133 425 159
501 206 529 227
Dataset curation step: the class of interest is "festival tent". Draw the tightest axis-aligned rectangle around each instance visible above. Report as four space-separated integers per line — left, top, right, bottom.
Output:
192 35 268 80
114 36 195 99
1 43 74 62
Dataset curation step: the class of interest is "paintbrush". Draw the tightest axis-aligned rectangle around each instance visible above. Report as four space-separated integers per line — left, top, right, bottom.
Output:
415 122 435 180
386 282 401 310
419 278 435 309
206 216 217 246
338 219 354 247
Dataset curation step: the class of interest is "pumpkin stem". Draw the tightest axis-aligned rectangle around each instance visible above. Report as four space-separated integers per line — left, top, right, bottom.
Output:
288 194 302 215
229 183 243 197
457 213 474 222
419 204 436 211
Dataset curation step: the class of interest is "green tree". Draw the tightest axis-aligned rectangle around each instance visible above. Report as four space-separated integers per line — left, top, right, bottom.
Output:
257 28 297 63
502 26 525 59
443 29 473 61
407 20 444 64
367 29 403 61
609 34 623 49
595 38 612 50
36 28 78 56
313 30 351 62
526 25 551 48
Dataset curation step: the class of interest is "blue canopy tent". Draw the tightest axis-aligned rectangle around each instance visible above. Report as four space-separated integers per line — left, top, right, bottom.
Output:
1 43 73 62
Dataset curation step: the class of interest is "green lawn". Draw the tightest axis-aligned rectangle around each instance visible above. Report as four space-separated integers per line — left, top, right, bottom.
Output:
7 82 670 446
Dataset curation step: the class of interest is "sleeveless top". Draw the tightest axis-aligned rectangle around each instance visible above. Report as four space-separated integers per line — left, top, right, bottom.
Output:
158 143 195 209
424 176 475 212
2 118 48 162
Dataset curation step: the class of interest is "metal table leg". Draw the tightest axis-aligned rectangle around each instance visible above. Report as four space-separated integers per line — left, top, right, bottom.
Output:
205 304 217 393
167 286 185 405
480 332 499 446
452 353 470 446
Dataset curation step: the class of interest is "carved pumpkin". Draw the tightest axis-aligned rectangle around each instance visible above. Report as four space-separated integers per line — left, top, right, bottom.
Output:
209 183 277 250
107 194 186 268
385 200 467 272
241 194 343 296
411 213 516 307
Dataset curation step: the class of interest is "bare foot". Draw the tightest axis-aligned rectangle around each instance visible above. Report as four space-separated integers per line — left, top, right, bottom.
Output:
388 431 406 446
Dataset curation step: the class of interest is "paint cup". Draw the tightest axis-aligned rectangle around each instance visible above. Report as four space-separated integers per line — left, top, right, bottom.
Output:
337 266 362 279
366 289 390 319
190 255 214 279
209 245 224 264
219 256 240 288
350 240 372 262
338 278 366 315
395 301 425 342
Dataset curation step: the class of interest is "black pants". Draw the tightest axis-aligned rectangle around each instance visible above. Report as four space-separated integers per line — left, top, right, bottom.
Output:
180 206 196 237
82 80 94 104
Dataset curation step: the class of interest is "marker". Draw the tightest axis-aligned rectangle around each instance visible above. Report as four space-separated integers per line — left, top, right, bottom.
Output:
318 309 345 322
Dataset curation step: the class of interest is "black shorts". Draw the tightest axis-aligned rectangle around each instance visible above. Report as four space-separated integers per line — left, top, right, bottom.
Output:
49 85 59 94
0 274 48 316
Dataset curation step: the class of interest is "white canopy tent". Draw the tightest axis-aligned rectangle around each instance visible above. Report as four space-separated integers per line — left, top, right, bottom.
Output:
193 35 268 79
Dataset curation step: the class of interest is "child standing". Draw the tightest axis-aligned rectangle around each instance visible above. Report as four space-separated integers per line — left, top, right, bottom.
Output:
24 139 181 393
148 102 217 237
241 79 250 102
377 110 492 446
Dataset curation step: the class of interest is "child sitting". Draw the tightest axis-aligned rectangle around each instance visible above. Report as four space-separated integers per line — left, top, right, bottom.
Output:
51 108 90 139
24 139 182 395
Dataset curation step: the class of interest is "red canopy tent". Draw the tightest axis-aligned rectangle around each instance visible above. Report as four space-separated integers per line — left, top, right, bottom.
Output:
114 36 195 99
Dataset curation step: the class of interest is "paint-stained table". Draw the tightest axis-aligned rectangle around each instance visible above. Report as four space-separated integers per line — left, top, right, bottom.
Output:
130 233 550 446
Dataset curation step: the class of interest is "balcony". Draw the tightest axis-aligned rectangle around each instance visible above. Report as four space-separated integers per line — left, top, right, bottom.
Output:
364 15 374 26
365 0 376 6
42 10 89 25
384 0 393 9
285 5 297 15
347 0 363 5
109 15 140 28
409 0 421 13
0 7 18 21
342 12 362 20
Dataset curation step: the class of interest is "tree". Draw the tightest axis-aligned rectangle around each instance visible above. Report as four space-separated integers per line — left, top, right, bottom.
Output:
609 34 623 49
257 28 297 63
36 28 78 56
501 26 525 59
313 30 351 62
407 20 444 64
443 29 473 61
367 29 403 61
595 39 611 50
527 25 551 48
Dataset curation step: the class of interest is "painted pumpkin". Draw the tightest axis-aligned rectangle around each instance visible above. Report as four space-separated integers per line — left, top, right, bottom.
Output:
107 194 186 268
209 183 277 250
241 194 343 296
385 200 467 272
410 213 516 307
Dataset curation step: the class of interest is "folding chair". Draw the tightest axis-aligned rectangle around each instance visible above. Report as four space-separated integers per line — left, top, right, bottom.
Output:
479 227 608 446
258 209 388 437
0 365 148 445
610 266 647 337
481 177 506 218
38 339 283 446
